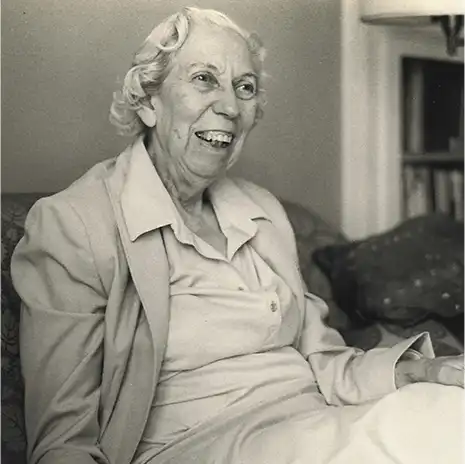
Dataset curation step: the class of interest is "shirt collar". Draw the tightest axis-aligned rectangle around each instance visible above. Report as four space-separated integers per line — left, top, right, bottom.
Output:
120 136 270 242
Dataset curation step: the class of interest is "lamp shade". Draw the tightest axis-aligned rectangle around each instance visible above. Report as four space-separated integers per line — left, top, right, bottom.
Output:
361 0 465 25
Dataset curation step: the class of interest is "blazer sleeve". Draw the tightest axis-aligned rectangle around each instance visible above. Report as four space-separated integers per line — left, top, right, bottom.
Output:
298 292 435 406
10 197 109 464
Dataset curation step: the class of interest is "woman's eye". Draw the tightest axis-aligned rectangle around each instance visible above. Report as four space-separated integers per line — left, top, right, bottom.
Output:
235 82 257 100
192 73 218 87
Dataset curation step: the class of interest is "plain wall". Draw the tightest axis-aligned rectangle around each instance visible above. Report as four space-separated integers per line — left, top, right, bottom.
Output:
2 0 342 227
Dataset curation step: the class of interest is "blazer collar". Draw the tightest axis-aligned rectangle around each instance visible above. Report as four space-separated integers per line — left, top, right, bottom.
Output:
120 137 177 241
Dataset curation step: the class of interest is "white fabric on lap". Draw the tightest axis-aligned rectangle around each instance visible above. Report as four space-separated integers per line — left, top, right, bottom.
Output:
149 383 462 464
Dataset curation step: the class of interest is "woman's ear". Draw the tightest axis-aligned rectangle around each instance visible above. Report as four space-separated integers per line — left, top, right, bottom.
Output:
136 98 157 127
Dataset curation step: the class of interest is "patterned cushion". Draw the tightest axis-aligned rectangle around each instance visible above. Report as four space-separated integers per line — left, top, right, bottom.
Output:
1 194 47 464
313 214 464 327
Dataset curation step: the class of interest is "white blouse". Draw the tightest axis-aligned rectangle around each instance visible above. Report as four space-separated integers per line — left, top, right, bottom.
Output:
134 179 316 463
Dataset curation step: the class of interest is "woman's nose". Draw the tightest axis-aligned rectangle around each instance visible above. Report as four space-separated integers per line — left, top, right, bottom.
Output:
213 88 240 119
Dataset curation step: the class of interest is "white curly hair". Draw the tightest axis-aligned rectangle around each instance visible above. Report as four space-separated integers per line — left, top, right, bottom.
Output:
109 7 267 137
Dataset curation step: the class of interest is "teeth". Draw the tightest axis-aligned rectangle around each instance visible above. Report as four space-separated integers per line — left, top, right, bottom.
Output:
197 131 233 145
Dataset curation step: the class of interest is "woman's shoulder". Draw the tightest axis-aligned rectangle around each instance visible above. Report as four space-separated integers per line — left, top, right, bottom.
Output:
25 152 129 256
228 177 287 220
36 161 113 221
37 145 133 223
19 156 127 292
229 177 281 206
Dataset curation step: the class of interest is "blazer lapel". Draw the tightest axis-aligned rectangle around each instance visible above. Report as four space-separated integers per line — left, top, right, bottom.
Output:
102 152 170 464
104 165 170 377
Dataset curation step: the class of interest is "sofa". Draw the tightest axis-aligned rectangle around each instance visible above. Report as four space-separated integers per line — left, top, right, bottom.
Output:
2 192 463 464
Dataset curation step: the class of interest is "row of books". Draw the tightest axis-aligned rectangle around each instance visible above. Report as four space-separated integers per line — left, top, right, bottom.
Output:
403 166 464 221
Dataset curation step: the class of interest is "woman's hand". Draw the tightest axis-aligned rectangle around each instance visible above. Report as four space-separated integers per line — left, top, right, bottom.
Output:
422 355 464 387
395 354 464 389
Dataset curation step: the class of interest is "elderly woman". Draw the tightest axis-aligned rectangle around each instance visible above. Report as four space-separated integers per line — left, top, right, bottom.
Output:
11 7 463 464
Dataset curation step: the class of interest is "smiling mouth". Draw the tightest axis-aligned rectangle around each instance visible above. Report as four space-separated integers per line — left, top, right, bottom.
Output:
195 130 234 149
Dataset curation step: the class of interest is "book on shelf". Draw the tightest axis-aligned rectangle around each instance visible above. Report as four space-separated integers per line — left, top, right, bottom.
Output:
404 59 425 155
450 170 464 221
449 137 464 159
430 169 464 221
403 166 432 218
433 169 452 215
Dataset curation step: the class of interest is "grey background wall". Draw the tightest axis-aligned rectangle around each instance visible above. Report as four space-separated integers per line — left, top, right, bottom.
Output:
2 0 342 227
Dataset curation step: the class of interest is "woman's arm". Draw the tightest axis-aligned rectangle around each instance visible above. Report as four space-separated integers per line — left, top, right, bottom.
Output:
298 292 435 406
11 197 109 464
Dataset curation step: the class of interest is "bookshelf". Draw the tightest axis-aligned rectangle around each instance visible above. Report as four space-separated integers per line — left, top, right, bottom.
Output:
401 57 464 221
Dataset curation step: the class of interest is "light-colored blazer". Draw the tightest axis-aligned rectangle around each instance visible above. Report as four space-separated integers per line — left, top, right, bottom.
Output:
11 139 432 464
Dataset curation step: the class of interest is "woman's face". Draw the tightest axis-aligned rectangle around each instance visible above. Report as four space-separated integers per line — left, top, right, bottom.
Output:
148 22 260 182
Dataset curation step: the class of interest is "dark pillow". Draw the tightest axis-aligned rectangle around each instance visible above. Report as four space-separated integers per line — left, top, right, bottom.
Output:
313 214 464 326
